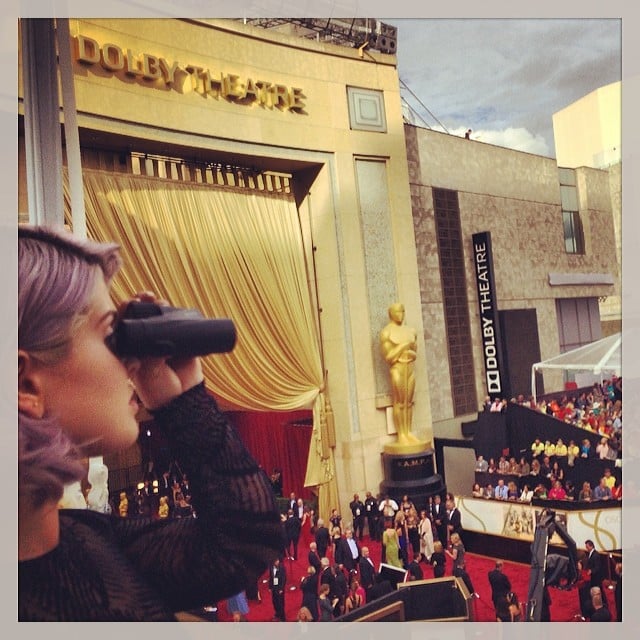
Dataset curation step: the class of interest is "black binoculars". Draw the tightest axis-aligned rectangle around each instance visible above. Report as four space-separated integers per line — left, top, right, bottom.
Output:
106 301 237 358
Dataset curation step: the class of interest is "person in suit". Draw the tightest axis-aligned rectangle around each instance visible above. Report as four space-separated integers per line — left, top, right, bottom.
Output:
332 564 349 616
488 560 512 611
319 557 335 597
287 492 297 512
590 591 611 621
446 498 462 540
349 494 366 541
585 540 605 591
358 546 377 601
364 491 380 541
334 527 360 574
430 494 448 545
314 518 331 558
284 509 302 560
308 541 322 576
407 552 424 581
268 557 287 621
429 540 446 578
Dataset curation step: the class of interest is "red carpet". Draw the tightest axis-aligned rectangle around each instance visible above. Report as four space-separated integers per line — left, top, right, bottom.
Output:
215 530 617 622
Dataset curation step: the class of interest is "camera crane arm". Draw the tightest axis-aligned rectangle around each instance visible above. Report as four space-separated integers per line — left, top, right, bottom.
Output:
525 508 578 622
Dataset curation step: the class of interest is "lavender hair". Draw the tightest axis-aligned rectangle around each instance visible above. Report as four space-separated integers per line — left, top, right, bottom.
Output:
18 225 122 507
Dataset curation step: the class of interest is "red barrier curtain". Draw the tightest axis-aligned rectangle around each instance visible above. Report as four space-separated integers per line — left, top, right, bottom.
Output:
227 410 314 501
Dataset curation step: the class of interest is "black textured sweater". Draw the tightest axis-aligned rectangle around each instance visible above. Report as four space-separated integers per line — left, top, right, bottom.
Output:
18 382 283 621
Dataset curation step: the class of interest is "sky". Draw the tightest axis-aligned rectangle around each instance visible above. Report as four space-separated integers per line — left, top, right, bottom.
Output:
384 18 622 157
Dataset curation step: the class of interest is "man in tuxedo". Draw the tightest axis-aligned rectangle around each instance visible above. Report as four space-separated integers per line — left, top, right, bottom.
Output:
334 527 360 574
446 498 463 539
407 552 424 581
585 539 607 604
430 494 448 545
308 541 322 575
319 557 337 607
284 509 302 560
287 492 297 512
488 560 512 611
268 557 287 621
332 564 349 617
314 517 331 558
364 491 380 541
358 546 377 601
350 493 366 541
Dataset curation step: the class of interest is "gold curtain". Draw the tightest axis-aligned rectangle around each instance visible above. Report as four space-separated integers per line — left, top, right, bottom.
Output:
64 169 337 516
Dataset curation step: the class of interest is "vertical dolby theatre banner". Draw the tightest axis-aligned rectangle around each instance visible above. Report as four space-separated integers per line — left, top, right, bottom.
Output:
472 232 506 399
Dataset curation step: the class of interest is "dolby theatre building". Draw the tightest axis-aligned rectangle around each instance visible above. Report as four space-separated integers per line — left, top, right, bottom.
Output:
18 18 619 518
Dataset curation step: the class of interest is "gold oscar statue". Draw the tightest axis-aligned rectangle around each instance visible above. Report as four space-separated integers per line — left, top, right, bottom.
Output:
380 303 428 454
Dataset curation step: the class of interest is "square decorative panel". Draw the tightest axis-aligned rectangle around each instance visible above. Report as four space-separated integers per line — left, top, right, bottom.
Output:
347 86 387 132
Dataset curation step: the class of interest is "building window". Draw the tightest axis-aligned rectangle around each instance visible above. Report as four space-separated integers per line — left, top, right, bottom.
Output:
558 168 584 255
562 210 584 254
432 188 477 416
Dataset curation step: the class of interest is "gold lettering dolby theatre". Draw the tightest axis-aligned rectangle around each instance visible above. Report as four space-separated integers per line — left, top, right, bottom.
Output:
74 35 306 112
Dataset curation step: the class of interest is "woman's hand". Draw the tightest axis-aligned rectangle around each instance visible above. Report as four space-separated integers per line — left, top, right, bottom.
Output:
121 292 204 410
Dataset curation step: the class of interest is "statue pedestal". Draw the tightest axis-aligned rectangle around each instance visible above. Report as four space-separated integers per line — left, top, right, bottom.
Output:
380 448 445 505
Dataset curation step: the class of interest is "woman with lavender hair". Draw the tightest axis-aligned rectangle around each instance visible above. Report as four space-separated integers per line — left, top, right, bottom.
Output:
18 225 283 620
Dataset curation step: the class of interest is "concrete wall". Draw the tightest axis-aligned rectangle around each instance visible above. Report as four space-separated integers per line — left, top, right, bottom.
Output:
406 125 619 438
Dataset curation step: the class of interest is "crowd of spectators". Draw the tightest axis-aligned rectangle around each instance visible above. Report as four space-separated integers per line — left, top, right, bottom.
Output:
473 377 622 505
484 376 622 444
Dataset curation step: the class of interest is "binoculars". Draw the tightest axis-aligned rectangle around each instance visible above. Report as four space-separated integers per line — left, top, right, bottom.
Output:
106 301 237 358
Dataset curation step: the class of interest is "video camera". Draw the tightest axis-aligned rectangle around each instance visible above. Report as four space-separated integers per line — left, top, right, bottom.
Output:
106 301 237 358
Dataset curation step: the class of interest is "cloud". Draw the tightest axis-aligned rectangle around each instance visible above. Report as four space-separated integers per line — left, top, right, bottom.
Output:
389 18 620 157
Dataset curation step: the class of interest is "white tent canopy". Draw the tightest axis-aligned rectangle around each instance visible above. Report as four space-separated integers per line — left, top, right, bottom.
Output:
531 332 621 402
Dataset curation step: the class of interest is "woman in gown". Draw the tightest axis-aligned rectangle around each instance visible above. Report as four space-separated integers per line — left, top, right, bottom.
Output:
330 526 342 561
406 506 421 557
344 579 364 613
394 510 409 567
418 509 435 562
298 502 312 545
382 521 403 569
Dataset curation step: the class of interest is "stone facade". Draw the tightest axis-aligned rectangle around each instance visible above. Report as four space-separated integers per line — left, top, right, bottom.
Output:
406 124 619 441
